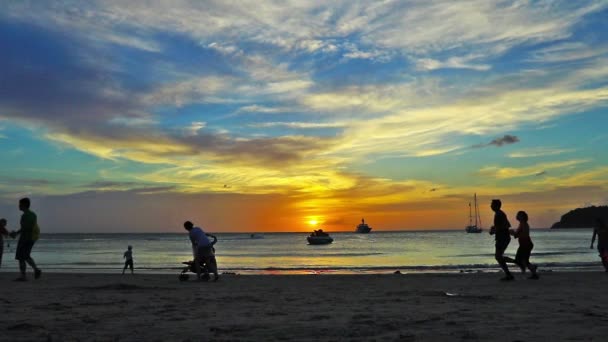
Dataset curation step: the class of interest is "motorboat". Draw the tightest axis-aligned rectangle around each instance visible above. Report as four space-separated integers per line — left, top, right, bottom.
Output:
307 229 333 245
355 218 372 233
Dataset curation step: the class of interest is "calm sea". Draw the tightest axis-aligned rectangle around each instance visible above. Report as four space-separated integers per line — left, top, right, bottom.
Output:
0 230 602 274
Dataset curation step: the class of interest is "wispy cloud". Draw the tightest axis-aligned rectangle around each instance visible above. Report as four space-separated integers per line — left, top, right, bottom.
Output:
508 147 575 158
478 159 590 179
249 122 346 129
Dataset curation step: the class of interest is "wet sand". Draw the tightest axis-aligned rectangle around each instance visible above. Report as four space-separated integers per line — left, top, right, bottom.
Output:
1 271 607 341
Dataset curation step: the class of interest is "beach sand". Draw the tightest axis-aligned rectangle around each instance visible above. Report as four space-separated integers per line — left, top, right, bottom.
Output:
1 271 607 341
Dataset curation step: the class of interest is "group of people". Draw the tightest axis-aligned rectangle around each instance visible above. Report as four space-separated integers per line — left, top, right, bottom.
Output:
1 197 220 282
0 198 43 281
489 199 538 281
490 199 608 281
2 197 607 282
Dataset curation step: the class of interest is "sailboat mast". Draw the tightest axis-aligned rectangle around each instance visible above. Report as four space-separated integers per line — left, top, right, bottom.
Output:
474 193 478 227
469 202 472 226
475 193 482 227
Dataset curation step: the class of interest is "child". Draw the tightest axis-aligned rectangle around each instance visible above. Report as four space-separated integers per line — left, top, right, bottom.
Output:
122 245 134 275
0 218 9 268
590 218 608 272
506 211 539 279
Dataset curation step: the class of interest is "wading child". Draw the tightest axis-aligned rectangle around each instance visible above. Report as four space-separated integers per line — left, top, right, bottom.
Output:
122 245 134 275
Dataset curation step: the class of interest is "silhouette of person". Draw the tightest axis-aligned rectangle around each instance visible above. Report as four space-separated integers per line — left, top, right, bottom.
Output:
122 245 134 275
183 221 218 281
590 218 608 272
0 218 9 268
489 199 513 281
10 198 42 281
504 211 539 279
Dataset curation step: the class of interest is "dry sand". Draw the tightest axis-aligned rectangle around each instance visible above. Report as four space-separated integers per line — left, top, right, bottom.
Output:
1 271 607 341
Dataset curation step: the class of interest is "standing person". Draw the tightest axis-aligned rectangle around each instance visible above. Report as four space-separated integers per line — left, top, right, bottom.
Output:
183 221 218 281
122 245 134 275
489 199 514 281
590 218 608 272
505 211 539 279
10 198 42 281
0 218 9 268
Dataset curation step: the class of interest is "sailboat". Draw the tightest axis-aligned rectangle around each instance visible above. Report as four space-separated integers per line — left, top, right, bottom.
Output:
465 193 483 233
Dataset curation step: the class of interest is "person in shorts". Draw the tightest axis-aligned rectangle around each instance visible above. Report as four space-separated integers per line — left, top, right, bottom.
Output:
590 218 608 272
505 211 539 279
10 198 42 281
122 245 134 275
489 199 514 281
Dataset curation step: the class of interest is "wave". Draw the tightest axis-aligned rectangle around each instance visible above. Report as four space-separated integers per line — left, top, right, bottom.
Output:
220 252 385 258
26 261 602 274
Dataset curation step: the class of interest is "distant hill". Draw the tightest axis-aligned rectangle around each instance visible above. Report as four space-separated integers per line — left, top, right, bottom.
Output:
551 206 608 229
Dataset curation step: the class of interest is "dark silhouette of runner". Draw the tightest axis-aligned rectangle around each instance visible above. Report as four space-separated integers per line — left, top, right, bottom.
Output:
489 199 513 281
590 218 608 272
504 211 539 279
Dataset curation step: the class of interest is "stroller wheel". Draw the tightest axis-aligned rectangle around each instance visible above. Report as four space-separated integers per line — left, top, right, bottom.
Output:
179 273 190 281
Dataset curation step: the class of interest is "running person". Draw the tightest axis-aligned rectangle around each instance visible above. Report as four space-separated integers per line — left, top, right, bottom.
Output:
489 199 514 281
590 218 608 272
505 211 539 279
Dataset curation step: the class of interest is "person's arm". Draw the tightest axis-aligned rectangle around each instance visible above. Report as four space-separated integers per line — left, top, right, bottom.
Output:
207 233 218 246
591 228 597 249
512 225 521 238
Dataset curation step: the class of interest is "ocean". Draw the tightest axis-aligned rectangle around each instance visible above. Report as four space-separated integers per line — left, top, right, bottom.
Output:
0 229 602 274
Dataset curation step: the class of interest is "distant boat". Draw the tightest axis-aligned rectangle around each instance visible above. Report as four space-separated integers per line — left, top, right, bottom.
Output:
355 218 372 233
307 229 333 245
250 233 264 239
466 193 483 233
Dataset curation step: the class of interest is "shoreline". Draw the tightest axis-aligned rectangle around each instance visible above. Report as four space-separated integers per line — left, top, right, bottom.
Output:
0 261 603 275
2 271 608 341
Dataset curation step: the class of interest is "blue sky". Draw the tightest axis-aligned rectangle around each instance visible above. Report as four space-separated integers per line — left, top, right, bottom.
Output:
1 1 607 232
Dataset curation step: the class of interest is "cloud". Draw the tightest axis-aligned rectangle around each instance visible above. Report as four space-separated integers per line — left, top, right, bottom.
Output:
528 42 608 63
478 159 589 179
237 105 286 114
249 122 346 129
473 135 520 148
415 56 491 71
508 147 575 158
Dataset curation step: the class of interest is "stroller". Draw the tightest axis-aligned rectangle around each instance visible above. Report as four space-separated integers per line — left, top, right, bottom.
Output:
178 249 218 281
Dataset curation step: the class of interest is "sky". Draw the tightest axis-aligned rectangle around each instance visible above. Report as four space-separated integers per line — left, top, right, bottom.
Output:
1 0 607 233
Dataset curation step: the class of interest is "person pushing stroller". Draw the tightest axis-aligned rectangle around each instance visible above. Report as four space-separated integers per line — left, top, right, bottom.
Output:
183 221 219 281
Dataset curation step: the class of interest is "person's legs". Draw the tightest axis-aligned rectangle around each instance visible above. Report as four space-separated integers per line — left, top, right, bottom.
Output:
193 256 202 279
495 240 513 280
129 260 134 275
25 257 41 279
122 261 128 274
15 239 30 280
209 256 219 281
18 259 27 279
599 249 608 272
